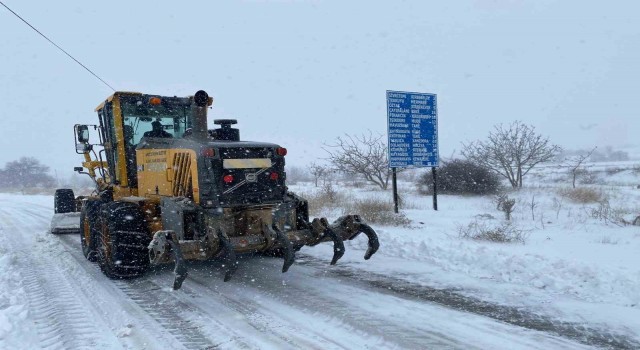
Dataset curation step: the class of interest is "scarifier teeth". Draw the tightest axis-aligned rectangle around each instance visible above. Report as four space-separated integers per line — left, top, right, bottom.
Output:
323 227 345 265
269 225 295 273
358 223 380 260
166 236 188 290
217 229 238 282
173 272 188 290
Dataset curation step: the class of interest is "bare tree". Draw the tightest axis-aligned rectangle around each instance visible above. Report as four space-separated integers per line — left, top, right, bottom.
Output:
1 157 55 192
564 146 597 188
324 132 391 190
462 121 561 188
308 162 328 187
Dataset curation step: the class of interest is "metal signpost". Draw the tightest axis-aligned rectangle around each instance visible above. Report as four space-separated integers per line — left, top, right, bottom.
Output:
386 90 439 211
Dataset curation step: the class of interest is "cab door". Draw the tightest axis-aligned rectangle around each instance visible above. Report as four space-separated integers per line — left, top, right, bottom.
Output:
97 97 131 188
97 102 120 185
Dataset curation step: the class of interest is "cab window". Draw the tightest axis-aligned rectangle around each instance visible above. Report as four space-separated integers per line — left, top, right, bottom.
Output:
120 97 192 146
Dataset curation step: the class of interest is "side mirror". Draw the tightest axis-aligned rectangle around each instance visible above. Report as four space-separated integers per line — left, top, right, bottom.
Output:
77 125 90 143
76 143 92 153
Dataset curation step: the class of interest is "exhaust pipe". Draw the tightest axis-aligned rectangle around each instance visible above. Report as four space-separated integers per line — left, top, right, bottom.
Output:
192 90 210 141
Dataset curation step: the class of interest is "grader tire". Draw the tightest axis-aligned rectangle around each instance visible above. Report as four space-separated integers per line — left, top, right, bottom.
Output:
54 189 75 214
96 202 150 279
80 200 101 262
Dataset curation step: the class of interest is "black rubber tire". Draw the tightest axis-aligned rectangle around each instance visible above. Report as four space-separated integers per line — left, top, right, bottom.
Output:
75 196 87 212
54 189 75 214
96 202 150 279
80 200 101 262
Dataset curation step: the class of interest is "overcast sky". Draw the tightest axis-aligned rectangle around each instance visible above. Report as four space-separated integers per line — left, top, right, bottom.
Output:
1 0 638 175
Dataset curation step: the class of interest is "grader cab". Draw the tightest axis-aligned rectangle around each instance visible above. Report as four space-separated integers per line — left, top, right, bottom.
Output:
52 90 379 289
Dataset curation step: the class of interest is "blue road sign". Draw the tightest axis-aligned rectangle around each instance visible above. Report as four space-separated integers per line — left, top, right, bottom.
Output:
386 90 438 168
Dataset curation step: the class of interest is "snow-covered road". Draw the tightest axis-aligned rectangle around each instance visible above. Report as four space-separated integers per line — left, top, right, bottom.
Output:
0 195 616 349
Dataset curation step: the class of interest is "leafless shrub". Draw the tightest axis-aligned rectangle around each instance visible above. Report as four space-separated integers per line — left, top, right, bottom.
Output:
495 194 516 220
588 200 629 226
303 187 346 216
343 197 411 227
577 169 600 185
418 159 501 195
321 182 338 202
494 193 508 210
457 220 528 243
558 187 604 203
529 195 538 221
563 146 597 188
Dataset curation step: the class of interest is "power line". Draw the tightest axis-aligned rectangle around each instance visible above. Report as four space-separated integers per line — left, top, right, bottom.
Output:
0 1 115 91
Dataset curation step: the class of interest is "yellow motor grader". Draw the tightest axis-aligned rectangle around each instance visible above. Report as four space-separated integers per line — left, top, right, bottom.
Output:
52 90 379 289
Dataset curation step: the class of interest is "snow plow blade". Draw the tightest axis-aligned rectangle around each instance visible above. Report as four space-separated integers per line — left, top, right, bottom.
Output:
50 212 81 234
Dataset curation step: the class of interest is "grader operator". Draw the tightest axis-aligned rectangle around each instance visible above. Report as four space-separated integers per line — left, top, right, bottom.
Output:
52 90 379 289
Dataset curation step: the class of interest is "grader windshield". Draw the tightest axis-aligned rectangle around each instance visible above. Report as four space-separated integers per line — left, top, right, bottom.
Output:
120 96 194 145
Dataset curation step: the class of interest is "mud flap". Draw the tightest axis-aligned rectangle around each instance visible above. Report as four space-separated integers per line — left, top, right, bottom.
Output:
268 224 295 273
217 228 238 282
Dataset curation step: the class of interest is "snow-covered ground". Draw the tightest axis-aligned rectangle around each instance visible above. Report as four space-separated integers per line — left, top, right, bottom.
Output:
292 163 640 346
1 163 639 349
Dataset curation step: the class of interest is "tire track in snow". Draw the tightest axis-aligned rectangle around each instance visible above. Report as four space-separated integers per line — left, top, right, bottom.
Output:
10 202 224 350
56 232 226 350
0 208 114 350
179 255 592 350
111 279 221 350
295 255 640 350
185 268 457 350
183 274 342 350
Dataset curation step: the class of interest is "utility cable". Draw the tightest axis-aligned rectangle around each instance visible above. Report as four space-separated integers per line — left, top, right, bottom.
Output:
0 1 116 91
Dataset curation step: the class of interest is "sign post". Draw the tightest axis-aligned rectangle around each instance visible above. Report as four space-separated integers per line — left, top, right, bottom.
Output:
386 90 439 211
392 167 398 213
432 167 438 210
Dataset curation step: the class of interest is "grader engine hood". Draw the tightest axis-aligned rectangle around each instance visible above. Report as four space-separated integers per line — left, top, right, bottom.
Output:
136 138 287 207
208 143 287 206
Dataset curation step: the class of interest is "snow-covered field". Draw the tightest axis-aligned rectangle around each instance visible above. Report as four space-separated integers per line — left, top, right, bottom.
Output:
1 163 639 349
291 163 640 347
